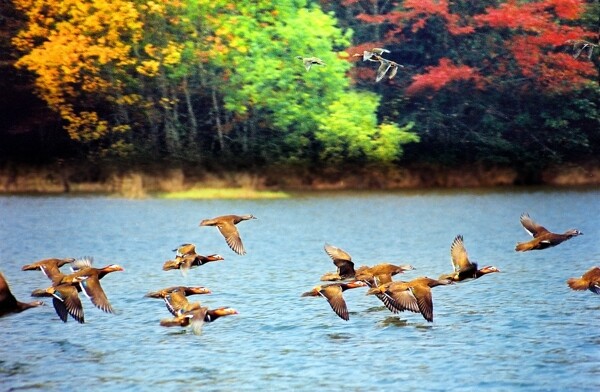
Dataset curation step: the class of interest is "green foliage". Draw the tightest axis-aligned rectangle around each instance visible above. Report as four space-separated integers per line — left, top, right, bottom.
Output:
317 91 417 163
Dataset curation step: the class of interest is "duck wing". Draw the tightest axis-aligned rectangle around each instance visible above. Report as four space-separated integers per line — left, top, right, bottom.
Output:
324 244 352 262
217 222 246 255
376 61 391 82
390 287 420 314
320 285 350 321
520 213 550 237
388 64 399 79
79 275 114 314
450 235 476 276
164 290 191 316
409 285 434 322
52 285 84 323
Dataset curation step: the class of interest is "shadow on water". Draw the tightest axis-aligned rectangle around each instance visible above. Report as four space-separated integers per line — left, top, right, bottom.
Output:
377 316 409 328
327 332 354 341
364 306 388 313
0 360 29 377
53 340 107 362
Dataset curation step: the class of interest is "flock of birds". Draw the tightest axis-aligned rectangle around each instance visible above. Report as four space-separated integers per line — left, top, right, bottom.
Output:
0 214 255 334
297 47 403 82
0 212 598 332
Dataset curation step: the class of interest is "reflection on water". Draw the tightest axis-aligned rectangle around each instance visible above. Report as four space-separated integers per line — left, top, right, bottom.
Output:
0 188 599 391
377 316 409 328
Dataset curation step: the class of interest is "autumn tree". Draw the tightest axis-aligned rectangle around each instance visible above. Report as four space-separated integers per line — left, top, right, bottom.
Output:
11 0 419 166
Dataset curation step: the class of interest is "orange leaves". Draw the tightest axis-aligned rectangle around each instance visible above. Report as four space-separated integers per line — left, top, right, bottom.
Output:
406 58 483 96
12 0 147 147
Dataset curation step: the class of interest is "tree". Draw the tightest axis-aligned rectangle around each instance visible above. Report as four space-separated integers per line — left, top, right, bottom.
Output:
11 0 419 166
333 0 599 172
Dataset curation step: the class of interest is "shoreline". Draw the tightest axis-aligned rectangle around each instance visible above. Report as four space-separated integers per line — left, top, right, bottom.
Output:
0 163 599 198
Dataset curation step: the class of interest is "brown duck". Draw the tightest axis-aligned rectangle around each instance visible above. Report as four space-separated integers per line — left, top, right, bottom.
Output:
516 213 583 251
162 253 224 272
367 277 453 322
55 257 124 314
200 214 256 255
320 243 356 281
355 263 415 287
0 272 44 317
296 56 326 71
160 306 238 334
160 307 208 335
145 286 211 299
22 258 75 280
31 284 84 323
439 235 500 282
301 281 367 321
567 266 600 294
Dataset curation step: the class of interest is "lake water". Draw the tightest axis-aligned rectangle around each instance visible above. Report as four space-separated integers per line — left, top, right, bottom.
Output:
1 188 599 391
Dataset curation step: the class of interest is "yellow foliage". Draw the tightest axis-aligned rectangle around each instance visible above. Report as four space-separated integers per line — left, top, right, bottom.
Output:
137 60 161 77
162 42 183 66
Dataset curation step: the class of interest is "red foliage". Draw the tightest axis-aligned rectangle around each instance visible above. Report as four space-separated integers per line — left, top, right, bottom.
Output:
396 0 474 35
476 0 595 91
405 58 483 96
347 0 597 94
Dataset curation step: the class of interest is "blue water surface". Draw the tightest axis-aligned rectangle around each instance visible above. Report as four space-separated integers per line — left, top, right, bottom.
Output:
0 187 599 391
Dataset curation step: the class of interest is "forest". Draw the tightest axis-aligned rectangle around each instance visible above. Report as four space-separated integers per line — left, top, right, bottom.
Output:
0 0 598 186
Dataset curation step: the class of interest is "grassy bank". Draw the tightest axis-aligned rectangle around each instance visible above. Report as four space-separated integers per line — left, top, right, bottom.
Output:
1 162 599 198
156 187 290 199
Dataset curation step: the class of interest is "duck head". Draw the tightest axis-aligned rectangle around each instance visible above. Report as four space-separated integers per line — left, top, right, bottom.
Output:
103 264 125 273
212 307 239 317
565 229 583 237
344 280 368 290
479 266 500 275
189 287 212 295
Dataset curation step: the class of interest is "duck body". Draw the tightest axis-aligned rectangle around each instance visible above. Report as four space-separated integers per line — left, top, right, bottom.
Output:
355 263 415 287
160 306 237 334
301 281 367 321
516 213 582 252
160 308 208 335
21 258 74 281
145 286 211 299
567 266 600 294
0 272 44 317
162 254 224 272
200 214 256 255
439 235 500 282
367 277 453 322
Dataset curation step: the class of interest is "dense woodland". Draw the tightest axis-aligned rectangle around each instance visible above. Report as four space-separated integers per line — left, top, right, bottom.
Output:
0 0 599 184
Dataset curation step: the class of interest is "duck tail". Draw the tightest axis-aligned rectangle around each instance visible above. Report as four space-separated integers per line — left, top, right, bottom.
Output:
567 277 588 291
162 260 179 271
515 242 532 252
159 318 182 327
